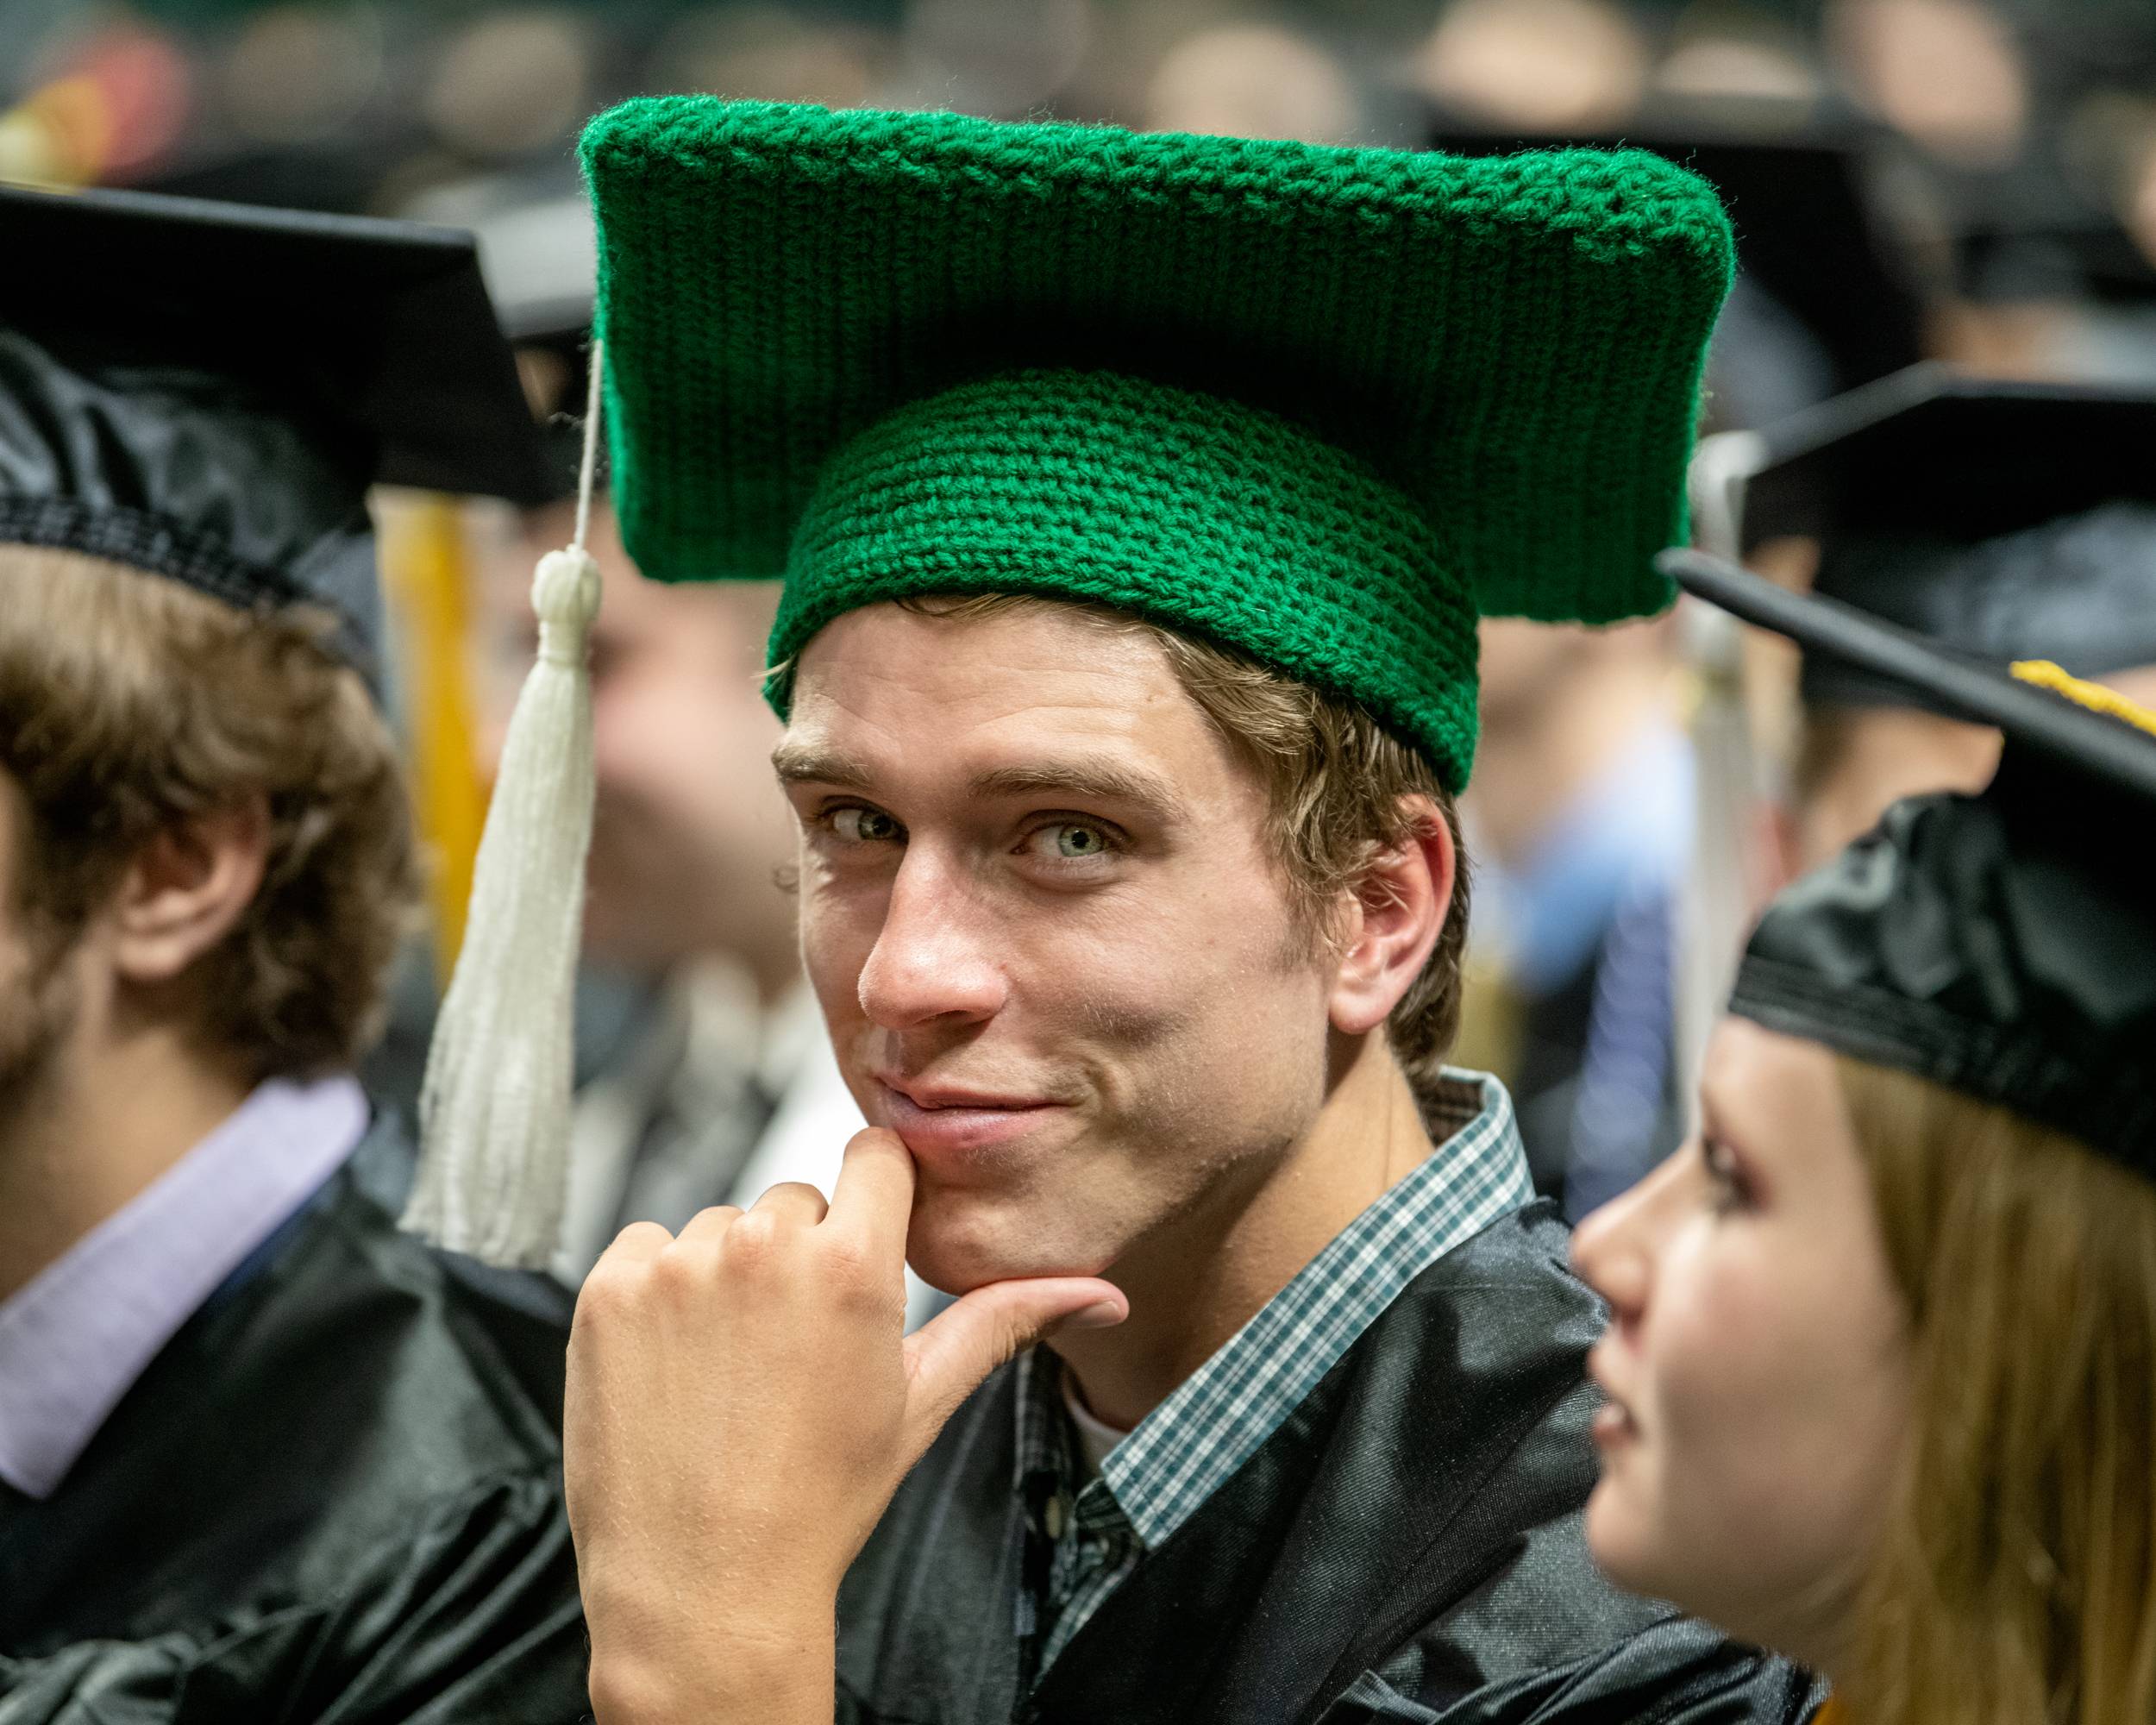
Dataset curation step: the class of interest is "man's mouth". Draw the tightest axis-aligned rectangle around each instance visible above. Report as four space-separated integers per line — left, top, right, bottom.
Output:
872 1075 1067 1159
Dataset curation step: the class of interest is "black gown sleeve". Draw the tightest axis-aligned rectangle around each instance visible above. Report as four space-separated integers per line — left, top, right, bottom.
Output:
0 1638 192 1725
1314 1617 1828 1725
0 1472 588 1725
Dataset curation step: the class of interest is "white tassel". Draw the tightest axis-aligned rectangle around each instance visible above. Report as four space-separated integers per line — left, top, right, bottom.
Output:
403 343 605 1267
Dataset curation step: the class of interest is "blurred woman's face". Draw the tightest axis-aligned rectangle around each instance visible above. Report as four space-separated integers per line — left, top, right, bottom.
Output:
1569 1018 1911 1673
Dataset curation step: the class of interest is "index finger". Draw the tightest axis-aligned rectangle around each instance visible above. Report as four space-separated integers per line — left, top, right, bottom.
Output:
829 1126 918 1258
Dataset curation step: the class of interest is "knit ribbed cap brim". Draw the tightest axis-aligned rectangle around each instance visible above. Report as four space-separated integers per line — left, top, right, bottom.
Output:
580 98 1733 775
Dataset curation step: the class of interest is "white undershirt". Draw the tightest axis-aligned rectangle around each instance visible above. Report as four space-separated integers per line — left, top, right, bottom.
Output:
1061 1373 1131 1477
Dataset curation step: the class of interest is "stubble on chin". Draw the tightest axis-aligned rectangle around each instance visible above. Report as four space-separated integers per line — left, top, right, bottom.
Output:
903 1178 1108 1295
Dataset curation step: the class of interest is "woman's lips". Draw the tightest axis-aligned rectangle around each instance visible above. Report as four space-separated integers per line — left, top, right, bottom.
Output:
875 1082 1066 1158
1586 1344 1639 1449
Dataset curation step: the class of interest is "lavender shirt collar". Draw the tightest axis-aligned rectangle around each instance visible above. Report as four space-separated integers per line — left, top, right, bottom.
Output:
0 1074 368 1499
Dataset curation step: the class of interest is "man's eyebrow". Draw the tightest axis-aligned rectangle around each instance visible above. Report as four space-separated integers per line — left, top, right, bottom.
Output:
770 743 1188 819
769 741 874 790
969 761 1188 819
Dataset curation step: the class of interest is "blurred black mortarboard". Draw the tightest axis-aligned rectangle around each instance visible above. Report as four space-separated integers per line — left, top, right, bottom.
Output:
1424 120 1931 418
1733 363 2156 712
454 185 600 505
0 182 555 687
508 313 597 505
1931 154 2156 306
1957 210 2156 306
1664 546 2156 1176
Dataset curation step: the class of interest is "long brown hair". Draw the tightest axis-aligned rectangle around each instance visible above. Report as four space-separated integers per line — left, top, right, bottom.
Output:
1836 1055 2156 1725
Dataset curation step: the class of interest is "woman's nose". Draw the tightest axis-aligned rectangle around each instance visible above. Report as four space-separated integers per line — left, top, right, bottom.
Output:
1570 1151 1682 1319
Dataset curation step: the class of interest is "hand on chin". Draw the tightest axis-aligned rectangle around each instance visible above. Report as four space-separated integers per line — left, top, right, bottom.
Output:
565 1128 1127 1719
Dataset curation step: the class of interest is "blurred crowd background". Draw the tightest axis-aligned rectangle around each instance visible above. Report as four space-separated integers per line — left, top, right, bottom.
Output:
7 0 2154 1267
9 0 2156 386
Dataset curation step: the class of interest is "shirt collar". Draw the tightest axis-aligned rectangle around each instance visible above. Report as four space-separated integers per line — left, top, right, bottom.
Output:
0 1075 368 1499
1013 1070 1533 1552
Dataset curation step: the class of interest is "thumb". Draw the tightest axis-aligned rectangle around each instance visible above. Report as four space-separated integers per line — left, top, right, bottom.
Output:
899 1277 1126 1463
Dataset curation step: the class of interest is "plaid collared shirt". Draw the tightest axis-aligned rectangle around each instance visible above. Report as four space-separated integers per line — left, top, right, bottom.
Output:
1011 1069 1535 1680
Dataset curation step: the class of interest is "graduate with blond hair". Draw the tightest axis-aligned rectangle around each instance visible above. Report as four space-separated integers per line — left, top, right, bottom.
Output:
1575 549 2156 1725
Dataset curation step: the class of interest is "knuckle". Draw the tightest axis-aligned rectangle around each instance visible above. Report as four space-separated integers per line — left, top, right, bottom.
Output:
820 1235 881 1297
819 1230 872 1280
611 1220 673 1254
824 1243 905 1324
573 1262 641 1327
724 1207 787 1266
649 1239 713 1301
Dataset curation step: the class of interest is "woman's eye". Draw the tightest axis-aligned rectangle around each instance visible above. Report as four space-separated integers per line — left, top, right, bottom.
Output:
829 806 902 844
1701 1138 1752 1214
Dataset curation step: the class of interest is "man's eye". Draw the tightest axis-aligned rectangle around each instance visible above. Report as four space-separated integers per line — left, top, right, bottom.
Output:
829 806 902 844
1025 822 1117 862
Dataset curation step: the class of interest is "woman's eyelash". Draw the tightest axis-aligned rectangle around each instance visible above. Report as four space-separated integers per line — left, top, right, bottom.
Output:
1702 1138 1753 1213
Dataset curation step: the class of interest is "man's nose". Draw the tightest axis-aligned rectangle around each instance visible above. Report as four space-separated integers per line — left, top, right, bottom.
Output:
855 846 1007 1031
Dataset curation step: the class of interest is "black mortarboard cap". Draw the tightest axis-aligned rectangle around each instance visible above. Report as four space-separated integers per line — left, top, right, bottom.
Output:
463 185 600 504
0 182 555 687
1932 154 2156 306
1665 547 2156 1176
503 307 595 505
1424 121 1929 405
1737 364 2156 711
1957 211 2156 305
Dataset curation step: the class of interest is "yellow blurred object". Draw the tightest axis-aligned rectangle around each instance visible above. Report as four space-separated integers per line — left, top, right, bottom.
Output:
0 107 74 185
0 78 110 186
1451 949 1528 1088
379 491 488 984
2012 659 2156 737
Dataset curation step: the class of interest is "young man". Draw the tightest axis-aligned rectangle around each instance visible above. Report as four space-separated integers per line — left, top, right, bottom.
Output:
1728 366 2156 875
437 102 1821 1722
0 187 589 1722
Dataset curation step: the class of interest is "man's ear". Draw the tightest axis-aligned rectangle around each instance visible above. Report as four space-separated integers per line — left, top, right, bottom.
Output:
1328 798 1455 1038
110 795 272 986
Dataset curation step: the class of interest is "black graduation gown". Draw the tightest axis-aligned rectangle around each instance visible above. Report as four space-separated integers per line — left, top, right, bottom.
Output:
0 1123 590 1725
837 1201 1823 1724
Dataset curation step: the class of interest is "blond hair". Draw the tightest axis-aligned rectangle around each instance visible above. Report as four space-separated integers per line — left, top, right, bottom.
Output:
1836 1055 2156 1725
887 593 1472 1078
0 544 419 1080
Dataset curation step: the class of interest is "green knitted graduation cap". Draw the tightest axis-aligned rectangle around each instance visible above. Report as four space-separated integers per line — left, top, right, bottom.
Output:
580 97 1735 791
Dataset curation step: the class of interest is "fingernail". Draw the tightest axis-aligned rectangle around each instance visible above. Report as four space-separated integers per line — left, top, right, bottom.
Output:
1061 1299 1125 1333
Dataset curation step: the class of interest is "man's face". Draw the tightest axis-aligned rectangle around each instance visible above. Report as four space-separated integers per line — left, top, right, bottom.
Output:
777 601 1337 1294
